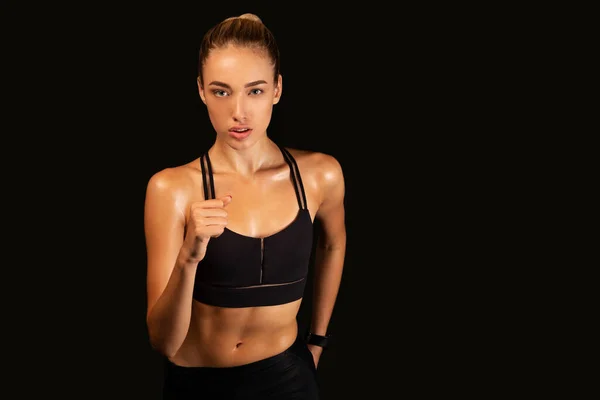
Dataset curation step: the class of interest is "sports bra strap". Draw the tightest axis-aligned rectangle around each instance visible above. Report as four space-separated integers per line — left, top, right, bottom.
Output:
278 145 307 210
199 146 307 210
200 152 216 200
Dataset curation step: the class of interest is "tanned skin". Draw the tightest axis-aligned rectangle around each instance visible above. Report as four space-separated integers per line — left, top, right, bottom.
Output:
144 44 346 368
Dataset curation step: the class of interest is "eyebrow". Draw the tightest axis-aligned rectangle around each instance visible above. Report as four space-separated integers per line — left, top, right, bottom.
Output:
208 80 268 89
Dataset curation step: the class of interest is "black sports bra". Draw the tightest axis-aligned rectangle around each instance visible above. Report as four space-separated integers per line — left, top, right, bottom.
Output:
193 145 314 308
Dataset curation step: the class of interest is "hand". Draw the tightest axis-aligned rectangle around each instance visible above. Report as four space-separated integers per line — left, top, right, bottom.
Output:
307 344 323 368
182 195 232 263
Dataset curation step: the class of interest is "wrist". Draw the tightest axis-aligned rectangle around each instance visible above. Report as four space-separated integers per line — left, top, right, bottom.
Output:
306 332 332 349
176 249 201 269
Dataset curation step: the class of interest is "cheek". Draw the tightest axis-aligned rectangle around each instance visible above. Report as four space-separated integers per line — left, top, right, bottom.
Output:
205 105 226 128
256 97 276 113
206 101 226 116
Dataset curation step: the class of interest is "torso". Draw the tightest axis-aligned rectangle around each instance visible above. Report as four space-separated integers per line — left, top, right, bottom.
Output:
169 145 321 367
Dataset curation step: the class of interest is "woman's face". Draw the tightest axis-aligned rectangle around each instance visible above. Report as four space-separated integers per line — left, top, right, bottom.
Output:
199 44 282 148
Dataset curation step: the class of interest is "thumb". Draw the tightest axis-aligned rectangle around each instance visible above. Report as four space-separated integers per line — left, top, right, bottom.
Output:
221 194 232 207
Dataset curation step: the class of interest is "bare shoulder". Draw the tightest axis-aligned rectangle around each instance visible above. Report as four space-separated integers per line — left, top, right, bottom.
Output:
284 148 344 214
285 147 344 187
145 159 202 199
144 159 204 228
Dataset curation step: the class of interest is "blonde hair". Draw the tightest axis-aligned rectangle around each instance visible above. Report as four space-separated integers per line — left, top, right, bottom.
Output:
226 13 263 23
198 13 280 85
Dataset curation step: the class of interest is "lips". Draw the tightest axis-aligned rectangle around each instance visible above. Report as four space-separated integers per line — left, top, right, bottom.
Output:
230 126 250 131
228 127 253 140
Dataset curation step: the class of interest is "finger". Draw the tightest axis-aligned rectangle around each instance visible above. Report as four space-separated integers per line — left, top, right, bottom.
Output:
192 198 228 209
220 195 232 207
196 208 228 218
204 195 232 208
198 216 228 226
204 225 226 237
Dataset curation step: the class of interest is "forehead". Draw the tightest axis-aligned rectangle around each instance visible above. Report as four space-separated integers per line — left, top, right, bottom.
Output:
203 45 273 85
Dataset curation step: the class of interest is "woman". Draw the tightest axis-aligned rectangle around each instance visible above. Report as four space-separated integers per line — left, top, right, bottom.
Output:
144 13 346 399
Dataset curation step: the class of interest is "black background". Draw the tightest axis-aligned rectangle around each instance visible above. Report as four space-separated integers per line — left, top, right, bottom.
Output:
6 3 497 399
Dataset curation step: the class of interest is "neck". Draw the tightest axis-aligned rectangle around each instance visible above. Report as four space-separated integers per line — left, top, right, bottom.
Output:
210 136 280 177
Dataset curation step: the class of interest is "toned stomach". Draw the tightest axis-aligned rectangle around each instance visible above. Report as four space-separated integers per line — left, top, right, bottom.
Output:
170 299 303 367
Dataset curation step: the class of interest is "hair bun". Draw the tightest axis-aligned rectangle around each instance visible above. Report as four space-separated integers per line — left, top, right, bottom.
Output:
237 13 262 23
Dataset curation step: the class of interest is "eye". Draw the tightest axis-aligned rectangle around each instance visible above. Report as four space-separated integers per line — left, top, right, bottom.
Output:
249 89 263 95
212 90 228 97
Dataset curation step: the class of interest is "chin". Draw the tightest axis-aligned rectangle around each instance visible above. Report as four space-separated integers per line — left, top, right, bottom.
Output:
222 132 265 148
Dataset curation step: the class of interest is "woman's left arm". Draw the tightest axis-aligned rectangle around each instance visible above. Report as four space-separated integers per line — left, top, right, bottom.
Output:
308 153 347 366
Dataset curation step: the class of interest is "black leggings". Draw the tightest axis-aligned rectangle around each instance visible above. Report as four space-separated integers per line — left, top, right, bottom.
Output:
162 336 319 400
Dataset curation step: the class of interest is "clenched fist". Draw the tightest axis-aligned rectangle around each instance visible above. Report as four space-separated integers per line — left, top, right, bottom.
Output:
182 195 231 263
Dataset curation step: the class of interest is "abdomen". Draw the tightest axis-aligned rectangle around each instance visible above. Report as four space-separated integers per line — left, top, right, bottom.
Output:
170 299 302 367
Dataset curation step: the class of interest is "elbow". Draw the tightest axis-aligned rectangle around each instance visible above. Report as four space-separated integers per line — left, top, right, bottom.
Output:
148 331 180 358
317 231 346 252
153 343 179 359
318 239 346 253
147 318 180 358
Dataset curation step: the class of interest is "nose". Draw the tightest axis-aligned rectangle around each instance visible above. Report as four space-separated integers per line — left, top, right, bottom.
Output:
232 94 248 122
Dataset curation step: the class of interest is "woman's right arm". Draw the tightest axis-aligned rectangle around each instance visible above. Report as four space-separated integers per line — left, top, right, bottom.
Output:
144 169 196 358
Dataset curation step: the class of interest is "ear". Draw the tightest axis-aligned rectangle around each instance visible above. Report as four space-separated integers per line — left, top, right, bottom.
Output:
197 77 207 105
273 74 283 105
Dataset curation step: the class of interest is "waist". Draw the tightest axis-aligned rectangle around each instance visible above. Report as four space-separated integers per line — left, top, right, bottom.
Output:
172 312 300 367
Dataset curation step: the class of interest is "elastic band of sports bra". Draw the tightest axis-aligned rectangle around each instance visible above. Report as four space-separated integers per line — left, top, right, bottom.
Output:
193 277 307 308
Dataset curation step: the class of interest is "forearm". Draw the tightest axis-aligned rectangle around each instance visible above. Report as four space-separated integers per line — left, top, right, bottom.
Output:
310 241 346 335
147 254 197 357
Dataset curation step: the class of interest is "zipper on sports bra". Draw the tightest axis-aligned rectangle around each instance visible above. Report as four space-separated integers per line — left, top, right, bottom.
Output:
260 238 264 283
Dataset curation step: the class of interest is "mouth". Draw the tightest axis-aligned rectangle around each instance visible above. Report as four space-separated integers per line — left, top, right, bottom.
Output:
228 127 253 139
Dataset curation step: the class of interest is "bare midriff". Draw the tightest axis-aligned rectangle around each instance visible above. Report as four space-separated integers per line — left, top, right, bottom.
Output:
170 298 303 367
